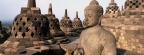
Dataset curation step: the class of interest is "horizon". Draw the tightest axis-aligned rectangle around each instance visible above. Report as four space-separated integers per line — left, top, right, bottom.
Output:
0 0 125 22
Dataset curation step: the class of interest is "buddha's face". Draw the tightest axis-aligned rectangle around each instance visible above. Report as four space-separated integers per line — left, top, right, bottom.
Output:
84 10 99 27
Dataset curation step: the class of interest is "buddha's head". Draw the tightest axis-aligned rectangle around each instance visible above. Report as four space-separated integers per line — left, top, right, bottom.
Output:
84 0 103 28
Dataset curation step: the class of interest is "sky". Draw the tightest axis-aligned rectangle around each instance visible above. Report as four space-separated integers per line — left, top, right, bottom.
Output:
0 0 125 22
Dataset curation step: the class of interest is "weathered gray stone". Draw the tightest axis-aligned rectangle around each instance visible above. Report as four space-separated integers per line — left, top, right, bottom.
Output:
49 45 64 55
60 44 78 55
26 46 50 55
79 0 117 55
26 46 50 52
104 0 121 18
10 49 40 55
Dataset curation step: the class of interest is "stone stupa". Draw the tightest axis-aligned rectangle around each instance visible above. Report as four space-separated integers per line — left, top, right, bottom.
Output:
72 12 83 34
104 0 121 18
45 3 65 37
60 9 77 36
45 3 69 44
0 0 53 54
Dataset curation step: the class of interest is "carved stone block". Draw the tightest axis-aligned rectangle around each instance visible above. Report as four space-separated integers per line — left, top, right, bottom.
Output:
49 45 64 55
60 44 78 55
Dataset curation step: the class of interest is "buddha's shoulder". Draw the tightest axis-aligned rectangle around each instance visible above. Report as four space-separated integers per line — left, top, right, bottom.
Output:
100 28 116 39
81 26 115 36
80 28 94 34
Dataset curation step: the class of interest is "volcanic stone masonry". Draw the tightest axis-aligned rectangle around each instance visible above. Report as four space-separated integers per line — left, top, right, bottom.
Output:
0 0 79 55
104 0 121 18
122 0 144 18
0 0 143 55
0 0 54 54
102 0 144 54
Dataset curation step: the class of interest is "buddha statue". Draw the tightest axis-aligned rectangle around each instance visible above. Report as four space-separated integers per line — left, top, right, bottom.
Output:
75 0 117 55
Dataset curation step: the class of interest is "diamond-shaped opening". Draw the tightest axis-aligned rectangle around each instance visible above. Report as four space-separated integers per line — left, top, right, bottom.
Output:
35 27 38 31
136 6 139 8
22 32 26 37
15 18 17 21
16 22 19 25
129 6 132 8
133 3 135 5
39 22 41 26
109 8 111 9
136 1 138 3
13 27 15 30
30 32 34 37
111 9 114 11
109 11 111 13
127 4 129 6
27 18 30 21
15 32 18 37
19 27 22 31
114 11 116 13
34 18 37 21
20 18 22 21
130 1 132 3
50 24 53 27
26 27 29 32
23 22 26 26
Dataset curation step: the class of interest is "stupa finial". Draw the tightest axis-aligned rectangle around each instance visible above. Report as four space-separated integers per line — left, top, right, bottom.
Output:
27 0 36 8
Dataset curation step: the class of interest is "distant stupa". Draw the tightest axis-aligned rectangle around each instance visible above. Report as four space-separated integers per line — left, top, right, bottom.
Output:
45 3 65 37
72 12 83 34
104 0 121 18
122 0 143 18
60 9 77 36
45 3 69 44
